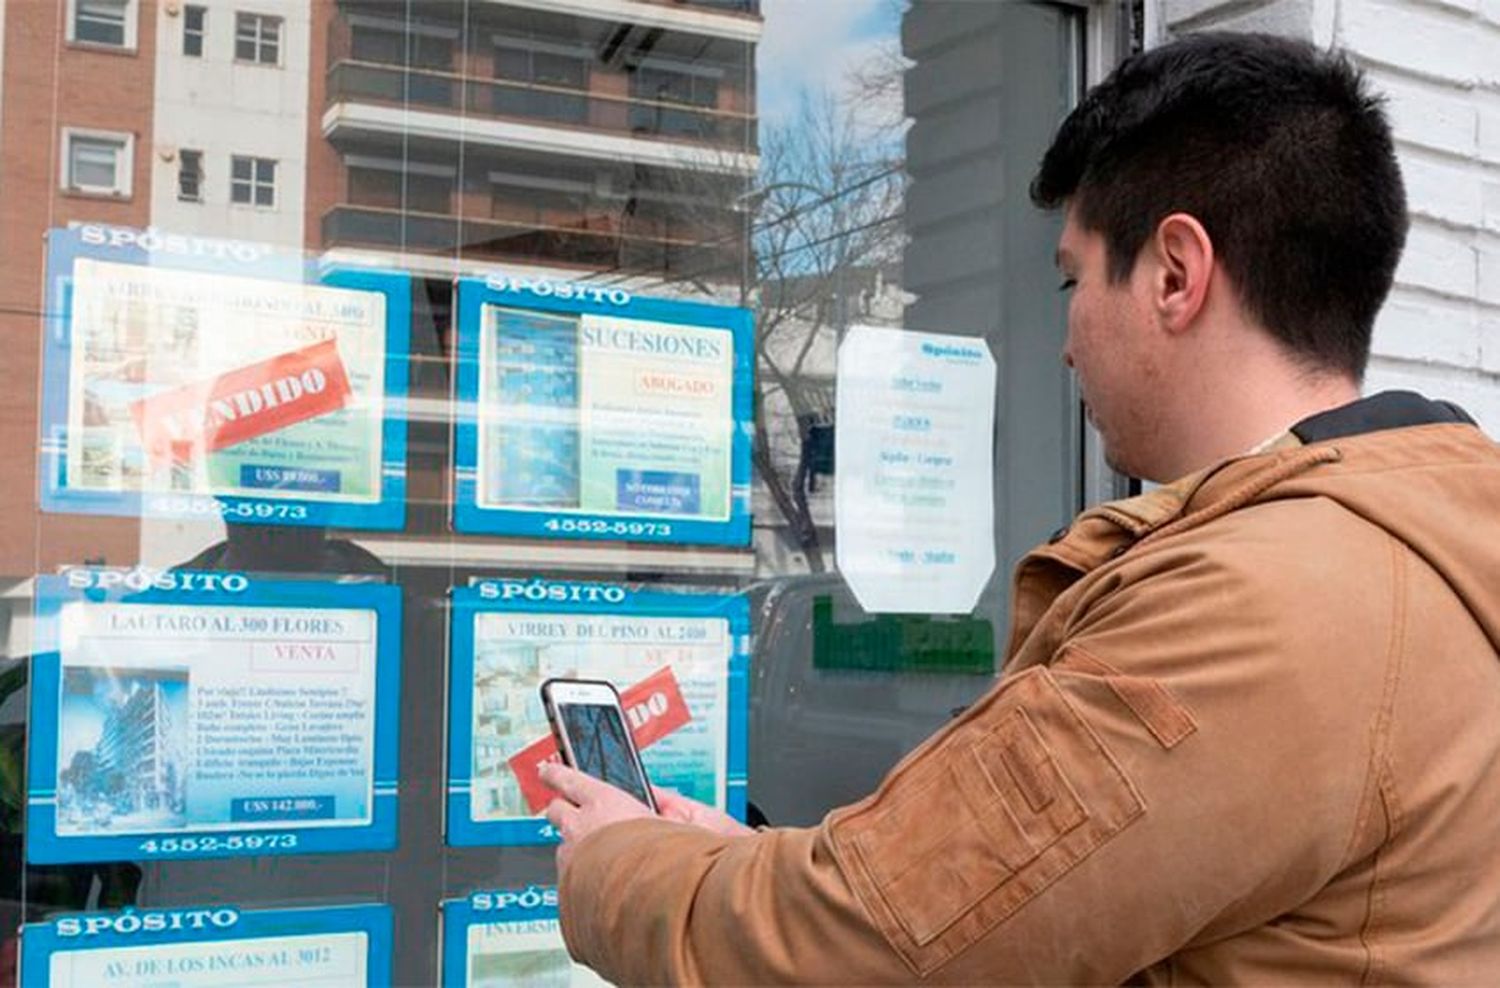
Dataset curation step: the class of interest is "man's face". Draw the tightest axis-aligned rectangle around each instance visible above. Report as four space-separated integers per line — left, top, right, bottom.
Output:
1056 209 1164 480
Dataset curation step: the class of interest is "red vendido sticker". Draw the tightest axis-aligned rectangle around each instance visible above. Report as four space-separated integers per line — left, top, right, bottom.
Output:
130 338 352 464
510 665 692 814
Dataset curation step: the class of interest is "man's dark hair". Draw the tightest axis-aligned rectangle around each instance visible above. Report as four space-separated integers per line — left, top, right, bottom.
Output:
1031 33 1407 380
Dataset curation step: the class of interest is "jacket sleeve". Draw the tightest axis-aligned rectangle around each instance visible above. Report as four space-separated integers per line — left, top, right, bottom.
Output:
559 541 1394 984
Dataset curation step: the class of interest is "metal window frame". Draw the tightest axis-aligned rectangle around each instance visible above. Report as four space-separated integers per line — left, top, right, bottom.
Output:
66 0 137 50
183 4 206 57
60 127 132 196
177 148 204 202
229 153 277 208
234 10 282 66
1058 0 1140 509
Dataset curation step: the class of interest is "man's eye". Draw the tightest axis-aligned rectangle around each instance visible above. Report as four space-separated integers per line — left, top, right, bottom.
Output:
1058 278 1077 292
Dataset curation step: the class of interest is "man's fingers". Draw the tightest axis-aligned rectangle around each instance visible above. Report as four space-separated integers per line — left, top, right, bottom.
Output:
545 797 578 839
539 762 607 804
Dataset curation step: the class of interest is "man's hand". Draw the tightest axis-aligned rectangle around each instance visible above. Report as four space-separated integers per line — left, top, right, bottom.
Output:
653 786 754 838
541 764 756 872
541 762 656 871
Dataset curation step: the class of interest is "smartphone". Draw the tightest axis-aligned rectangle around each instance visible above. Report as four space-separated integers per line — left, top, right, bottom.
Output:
539 678 658 813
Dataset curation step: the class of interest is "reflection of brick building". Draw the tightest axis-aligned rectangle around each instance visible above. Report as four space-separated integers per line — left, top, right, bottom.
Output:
0 0 760 573
310 0 760 283
95 677 184 817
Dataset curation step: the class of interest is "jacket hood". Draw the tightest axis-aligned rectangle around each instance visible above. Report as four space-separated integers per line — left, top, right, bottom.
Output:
1211 392 1500 662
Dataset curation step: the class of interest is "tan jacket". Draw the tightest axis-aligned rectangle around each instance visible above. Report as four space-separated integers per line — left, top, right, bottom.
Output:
560 420 1500 984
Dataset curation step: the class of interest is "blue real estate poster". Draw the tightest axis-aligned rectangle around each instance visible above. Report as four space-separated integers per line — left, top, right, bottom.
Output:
38 224 410 530
453 275 753 545
26 567 401 864
446 579 749 846
441 888 606 988
20 902 392 988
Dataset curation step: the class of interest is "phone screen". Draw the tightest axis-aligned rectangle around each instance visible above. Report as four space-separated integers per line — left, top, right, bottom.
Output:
557 702 653 807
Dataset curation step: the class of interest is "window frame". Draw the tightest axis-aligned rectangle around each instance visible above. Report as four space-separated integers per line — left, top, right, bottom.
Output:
66 0 137 51
182 4 207 57
177 148 204 203
233 11 282 66
229 154 277 208
60 128 133 197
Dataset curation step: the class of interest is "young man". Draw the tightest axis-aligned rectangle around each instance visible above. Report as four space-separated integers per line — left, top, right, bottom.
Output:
541 33 1500 983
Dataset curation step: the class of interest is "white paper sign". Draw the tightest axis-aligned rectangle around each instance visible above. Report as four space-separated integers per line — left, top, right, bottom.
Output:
835 325 996 614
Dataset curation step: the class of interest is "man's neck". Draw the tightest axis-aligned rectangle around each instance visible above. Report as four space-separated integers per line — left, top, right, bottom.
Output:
1156 370 1360 482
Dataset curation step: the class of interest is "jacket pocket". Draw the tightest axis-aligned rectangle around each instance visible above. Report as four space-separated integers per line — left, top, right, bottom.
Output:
830 668 1146 975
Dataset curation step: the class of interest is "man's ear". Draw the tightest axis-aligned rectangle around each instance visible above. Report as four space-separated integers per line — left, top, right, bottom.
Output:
1148 212 1214 335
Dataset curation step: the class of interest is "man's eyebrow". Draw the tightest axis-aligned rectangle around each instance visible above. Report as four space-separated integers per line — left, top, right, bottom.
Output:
1054 248 1073 270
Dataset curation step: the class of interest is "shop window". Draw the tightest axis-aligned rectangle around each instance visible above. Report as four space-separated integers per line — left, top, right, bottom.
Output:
234 11 281 65
177 149 203 202
61 129 132 195
230 155 276 207
70 0 134 48
183 5 206 57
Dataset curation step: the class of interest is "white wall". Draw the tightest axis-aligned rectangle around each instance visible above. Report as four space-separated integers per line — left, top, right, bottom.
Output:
1154 0 1500 434
150 0 310 249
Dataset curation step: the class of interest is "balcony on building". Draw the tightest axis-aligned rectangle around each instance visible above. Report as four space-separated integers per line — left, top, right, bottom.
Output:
321 141 745 282
319 2 757 280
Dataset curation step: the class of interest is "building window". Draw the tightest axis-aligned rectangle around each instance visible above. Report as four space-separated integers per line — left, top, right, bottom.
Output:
493 44 588 123
178 149 203 202
629 64 721 138
234 12 281 65
230 155 276 207
348 165 453 214
350 22 454 70
71 0 133 48
62 130 132 196
495 44 587 90
632 65 720 109
183 5 206 57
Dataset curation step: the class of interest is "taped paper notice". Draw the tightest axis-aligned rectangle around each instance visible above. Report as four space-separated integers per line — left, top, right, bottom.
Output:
836 325 997 614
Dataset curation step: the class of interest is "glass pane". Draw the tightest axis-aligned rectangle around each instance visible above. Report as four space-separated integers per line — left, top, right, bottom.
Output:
74 1 126 47
177 151 201 200
351 27 404 65
494 46 527 80
2 2 1095 984
70 142 118 188
534 52 584 89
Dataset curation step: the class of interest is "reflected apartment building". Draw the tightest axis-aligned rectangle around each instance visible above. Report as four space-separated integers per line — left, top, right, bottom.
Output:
0 0 761 573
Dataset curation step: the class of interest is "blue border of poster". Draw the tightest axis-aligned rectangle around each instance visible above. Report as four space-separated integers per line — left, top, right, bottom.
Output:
451 274 753 545
38 224 410 530
25 567 401 864
445 579 749 846
439 887 562 988
19 902 393 988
